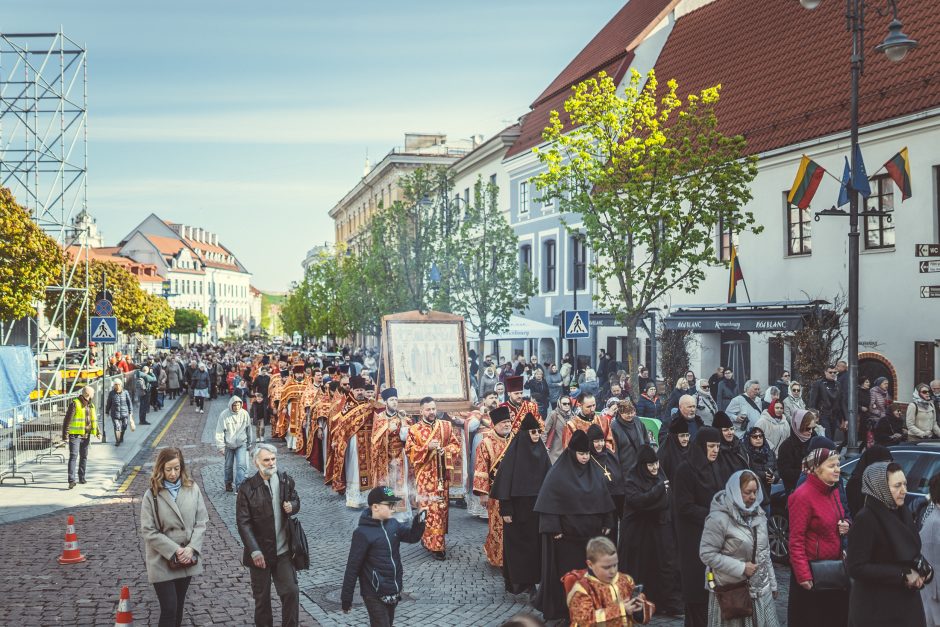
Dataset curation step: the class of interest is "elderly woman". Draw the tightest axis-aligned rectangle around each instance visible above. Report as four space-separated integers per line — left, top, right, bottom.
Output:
140 447 209 627
696 379 718 426
761 386 780 412
699 469 778 627
106 378 135 446
755 399 788 455
787 446 850 627
907 383 940 441
782 380 805 425
869 377 891 424
847 461 930 627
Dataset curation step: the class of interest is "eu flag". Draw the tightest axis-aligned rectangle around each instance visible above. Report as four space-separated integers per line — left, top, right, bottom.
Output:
852 144 871 199
837 157 851 207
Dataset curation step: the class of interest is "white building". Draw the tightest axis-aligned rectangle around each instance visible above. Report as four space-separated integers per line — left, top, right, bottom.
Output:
115 214 254 341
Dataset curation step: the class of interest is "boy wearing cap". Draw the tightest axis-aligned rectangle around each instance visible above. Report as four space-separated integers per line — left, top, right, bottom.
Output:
341 486 427 626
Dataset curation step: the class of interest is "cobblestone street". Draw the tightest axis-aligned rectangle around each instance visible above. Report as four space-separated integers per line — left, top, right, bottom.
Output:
0 396 791 626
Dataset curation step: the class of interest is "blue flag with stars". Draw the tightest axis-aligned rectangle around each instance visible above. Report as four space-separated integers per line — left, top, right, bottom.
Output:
853 144 871 199
837 157 851 207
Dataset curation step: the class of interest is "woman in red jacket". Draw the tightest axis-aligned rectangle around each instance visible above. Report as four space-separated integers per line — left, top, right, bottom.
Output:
787 447 850 626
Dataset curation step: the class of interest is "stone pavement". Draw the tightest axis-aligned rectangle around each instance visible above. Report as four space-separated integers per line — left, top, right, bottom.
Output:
0 394 792 626
0 398 178 524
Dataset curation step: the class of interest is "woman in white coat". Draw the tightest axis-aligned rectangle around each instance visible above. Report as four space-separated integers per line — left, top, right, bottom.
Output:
140 447 209 627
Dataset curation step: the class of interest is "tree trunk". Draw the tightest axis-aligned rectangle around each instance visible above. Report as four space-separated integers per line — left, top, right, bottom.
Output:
477 334 485 397
625 316 641 400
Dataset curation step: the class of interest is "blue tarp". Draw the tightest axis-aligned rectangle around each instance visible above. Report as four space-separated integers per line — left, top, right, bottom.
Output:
0 346 36 415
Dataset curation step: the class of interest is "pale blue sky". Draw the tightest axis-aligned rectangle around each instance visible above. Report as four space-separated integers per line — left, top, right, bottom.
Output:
4 1 619 290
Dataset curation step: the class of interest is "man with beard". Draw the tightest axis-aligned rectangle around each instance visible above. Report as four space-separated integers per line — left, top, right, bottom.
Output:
370 388 412 514
713 410 750 481
534 430 615 621
587 424 624 542
405 397 461 560
561 393 614 450
619 445 683 617
301 368 323 462
308 371 336 473
326 376 374 505
459 388 500 518
503 375 542 433
252 364 272 434
472 406 514 569
673 427 724 627
267 359 290 438
491 412 550 595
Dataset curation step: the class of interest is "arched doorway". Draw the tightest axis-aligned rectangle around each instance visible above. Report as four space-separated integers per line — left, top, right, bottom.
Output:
858 352 898 399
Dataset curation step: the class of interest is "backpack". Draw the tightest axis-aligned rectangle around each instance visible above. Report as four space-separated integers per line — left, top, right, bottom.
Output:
136 374 149 394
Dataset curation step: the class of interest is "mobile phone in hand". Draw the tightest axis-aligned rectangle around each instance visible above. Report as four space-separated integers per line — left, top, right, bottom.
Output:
631 584 644 600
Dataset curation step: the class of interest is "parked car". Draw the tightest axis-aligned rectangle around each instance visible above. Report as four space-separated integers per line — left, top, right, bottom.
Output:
767 441 940 563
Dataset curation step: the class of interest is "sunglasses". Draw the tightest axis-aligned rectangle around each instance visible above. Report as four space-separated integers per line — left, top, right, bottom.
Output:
701 385 709 389
920 390 931 395
559 401 571 405
528 429 542 436
750 434 764 439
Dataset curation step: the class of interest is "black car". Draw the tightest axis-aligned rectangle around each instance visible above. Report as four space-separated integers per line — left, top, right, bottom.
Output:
767 441 940 563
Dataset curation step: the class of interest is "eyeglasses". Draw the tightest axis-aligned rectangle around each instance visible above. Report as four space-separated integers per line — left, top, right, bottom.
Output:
750 434 764 439
701 385 709 389
920 390 931 395
559 401 571 406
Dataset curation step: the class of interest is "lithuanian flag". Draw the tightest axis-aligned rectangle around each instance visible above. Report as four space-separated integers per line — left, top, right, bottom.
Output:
788 155 827 210
728 245 744 303
883 148 912 201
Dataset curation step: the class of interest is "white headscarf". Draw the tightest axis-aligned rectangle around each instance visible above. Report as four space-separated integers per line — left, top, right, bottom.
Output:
725 469 764 515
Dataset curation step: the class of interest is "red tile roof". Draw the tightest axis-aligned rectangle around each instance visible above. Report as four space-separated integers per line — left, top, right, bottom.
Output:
507 0 676 158
652 0 940 155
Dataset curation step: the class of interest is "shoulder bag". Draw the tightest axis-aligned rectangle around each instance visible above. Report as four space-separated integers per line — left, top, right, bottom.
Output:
151 490 198 570
808 491 849 590
281 474 309 570
712 525 756 620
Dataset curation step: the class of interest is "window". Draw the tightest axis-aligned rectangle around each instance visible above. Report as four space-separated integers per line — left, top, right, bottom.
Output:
520 181 529 214
786 192 812 256
544 240 556 292
718 212 737 261
489 173 497 187
864 175 895 249
572 235 587 291
463 187 470 208
520 244 532 275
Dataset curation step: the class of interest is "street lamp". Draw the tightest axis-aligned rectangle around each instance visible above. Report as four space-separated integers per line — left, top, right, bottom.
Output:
801 0 917 455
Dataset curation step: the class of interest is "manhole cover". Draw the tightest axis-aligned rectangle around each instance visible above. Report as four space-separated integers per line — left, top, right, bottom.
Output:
304 586 412 611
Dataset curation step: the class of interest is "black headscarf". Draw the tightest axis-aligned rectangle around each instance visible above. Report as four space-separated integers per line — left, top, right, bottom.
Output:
659 423 691 481
534 431 614 516
861 462 922 565
633 445 662 486
491 424 551 500
687 426 723 490
587 424 622 491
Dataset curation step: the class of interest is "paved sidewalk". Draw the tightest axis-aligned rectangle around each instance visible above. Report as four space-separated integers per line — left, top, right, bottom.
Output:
0 397 181 524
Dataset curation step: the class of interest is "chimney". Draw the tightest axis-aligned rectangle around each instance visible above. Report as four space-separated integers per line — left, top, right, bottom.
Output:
181 225 189 239
211 233 218 246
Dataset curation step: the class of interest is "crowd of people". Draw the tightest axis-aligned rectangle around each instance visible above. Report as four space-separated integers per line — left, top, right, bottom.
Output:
61 341 940 626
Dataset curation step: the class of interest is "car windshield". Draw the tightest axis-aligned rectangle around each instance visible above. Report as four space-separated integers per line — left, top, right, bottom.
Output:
841 451 924 493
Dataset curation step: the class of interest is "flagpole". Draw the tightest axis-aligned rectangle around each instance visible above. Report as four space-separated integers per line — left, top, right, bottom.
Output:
845 0 862 457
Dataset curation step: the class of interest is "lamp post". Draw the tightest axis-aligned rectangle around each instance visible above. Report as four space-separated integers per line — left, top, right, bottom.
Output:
801 0 916 454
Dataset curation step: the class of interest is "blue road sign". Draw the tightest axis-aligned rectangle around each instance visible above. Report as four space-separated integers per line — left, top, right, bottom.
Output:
563 310 590 339
94 298 113 316
90 316 118 343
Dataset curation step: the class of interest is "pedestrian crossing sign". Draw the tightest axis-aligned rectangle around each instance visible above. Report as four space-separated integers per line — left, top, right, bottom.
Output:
563 310 590 339
90 316 118 343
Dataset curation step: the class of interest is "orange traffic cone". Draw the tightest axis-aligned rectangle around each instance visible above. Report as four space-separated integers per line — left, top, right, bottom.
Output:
57 515 87 564
114 585 133 626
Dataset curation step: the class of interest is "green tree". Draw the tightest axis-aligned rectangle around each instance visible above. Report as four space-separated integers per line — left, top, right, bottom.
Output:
47 258 174 336
534 69 759 393
170 308 208 335
0 187 63 321
449 177 537 384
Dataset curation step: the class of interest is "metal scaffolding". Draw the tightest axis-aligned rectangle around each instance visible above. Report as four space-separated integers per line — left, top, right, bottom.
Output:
0 31 90 397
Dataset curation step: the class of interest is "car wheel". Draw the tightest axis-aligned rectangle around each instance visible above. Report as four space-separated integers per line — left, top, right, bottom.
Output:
768 512 789 564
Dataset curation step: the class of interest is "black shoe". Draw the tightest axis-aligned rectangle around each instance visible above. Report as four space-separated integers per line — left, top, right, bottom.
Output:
431 551 446 561
225 483 233 492
451 499 467 509
139 421 151 425
68 482 76 489
79 478 87 484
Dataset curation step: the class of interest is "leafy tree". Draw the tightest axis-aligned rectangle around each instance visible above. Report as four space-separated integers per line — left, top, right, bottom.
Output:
0 187 63 321
170 308 208 335
449 177 537 384
281 248 346 340
534 69 760 393
46 258 172 336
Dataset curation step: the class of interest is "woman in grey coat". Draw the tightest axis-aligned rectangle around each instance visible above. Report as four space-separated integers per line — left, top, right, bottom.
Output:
165 357 183 399
140 447 209 627
106 379 134 446
699 469 779 627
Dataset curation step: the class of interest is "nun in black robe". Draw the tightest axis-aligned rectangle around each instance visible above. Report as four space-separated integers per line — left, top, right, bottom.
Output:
658 416 692 482
491 413 551 594
713 410 750 482
533 430 615 621
672 426 724 627
619 445 683 616
587 423 624 542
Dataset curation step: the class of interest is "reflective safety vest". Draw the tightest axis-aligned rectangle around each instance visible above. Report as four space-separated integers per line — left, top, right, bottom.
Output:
67 398 97 436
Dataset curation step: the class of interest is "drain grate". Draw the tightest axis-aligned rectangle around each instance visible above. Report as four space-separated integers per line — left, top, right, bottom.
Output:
303 585 412 611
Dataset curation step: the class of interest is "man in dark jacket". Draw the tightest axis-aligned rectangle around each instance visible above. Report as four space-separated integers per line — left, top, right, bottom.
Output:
524 368 550 420
236 443 301 627
342 486 426 626
809 365 844 441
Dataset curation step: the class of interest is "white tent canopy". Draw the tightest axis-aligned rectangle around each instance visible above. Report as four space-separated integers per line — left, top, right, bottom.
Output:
464 314 558 342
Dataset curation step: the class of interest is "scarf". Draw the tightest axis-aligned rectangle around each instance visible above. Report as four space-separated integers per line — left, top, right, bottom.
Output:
163 477 183 501
862 461 898 510
791 409 813 443
803 447 837 473
862 462 922 565
726 469 764 515
912 387 933 411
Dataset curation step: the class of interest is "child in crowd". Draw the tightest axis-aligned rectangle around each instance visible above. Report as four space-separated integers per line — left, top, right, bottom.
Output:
565 536 654 626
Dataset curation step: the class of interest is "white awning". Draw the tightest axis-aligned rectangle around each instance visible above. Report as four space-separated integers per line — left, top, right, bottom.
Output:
465 314 558 342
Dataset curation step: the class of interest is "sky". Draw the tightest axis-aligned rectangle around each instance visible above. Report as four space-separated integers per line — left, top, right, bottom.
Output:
4 1 620 291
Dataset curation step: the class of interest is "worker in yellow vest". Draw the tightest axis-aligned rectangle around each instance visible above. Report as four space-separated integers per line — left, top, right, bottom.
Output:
61 386 99 489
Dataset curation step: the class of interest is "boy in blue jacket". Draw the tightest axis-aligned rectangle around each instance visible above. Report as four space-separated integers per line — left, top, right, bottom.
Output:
341 486 427 626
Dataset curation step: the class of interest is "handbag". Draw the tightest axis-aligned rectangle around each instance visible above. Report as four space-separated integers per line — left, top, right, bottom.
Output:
151 491 198 570
712 526 756 620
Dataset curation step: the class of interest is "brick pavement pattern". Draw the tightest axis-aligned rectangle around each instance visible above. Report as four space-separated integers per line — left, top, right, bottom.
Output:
0 395 791 626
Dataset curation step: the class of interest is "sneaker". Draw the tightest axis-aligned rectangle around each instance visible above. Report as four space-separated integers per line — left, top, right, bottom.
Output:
68 482 76 489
